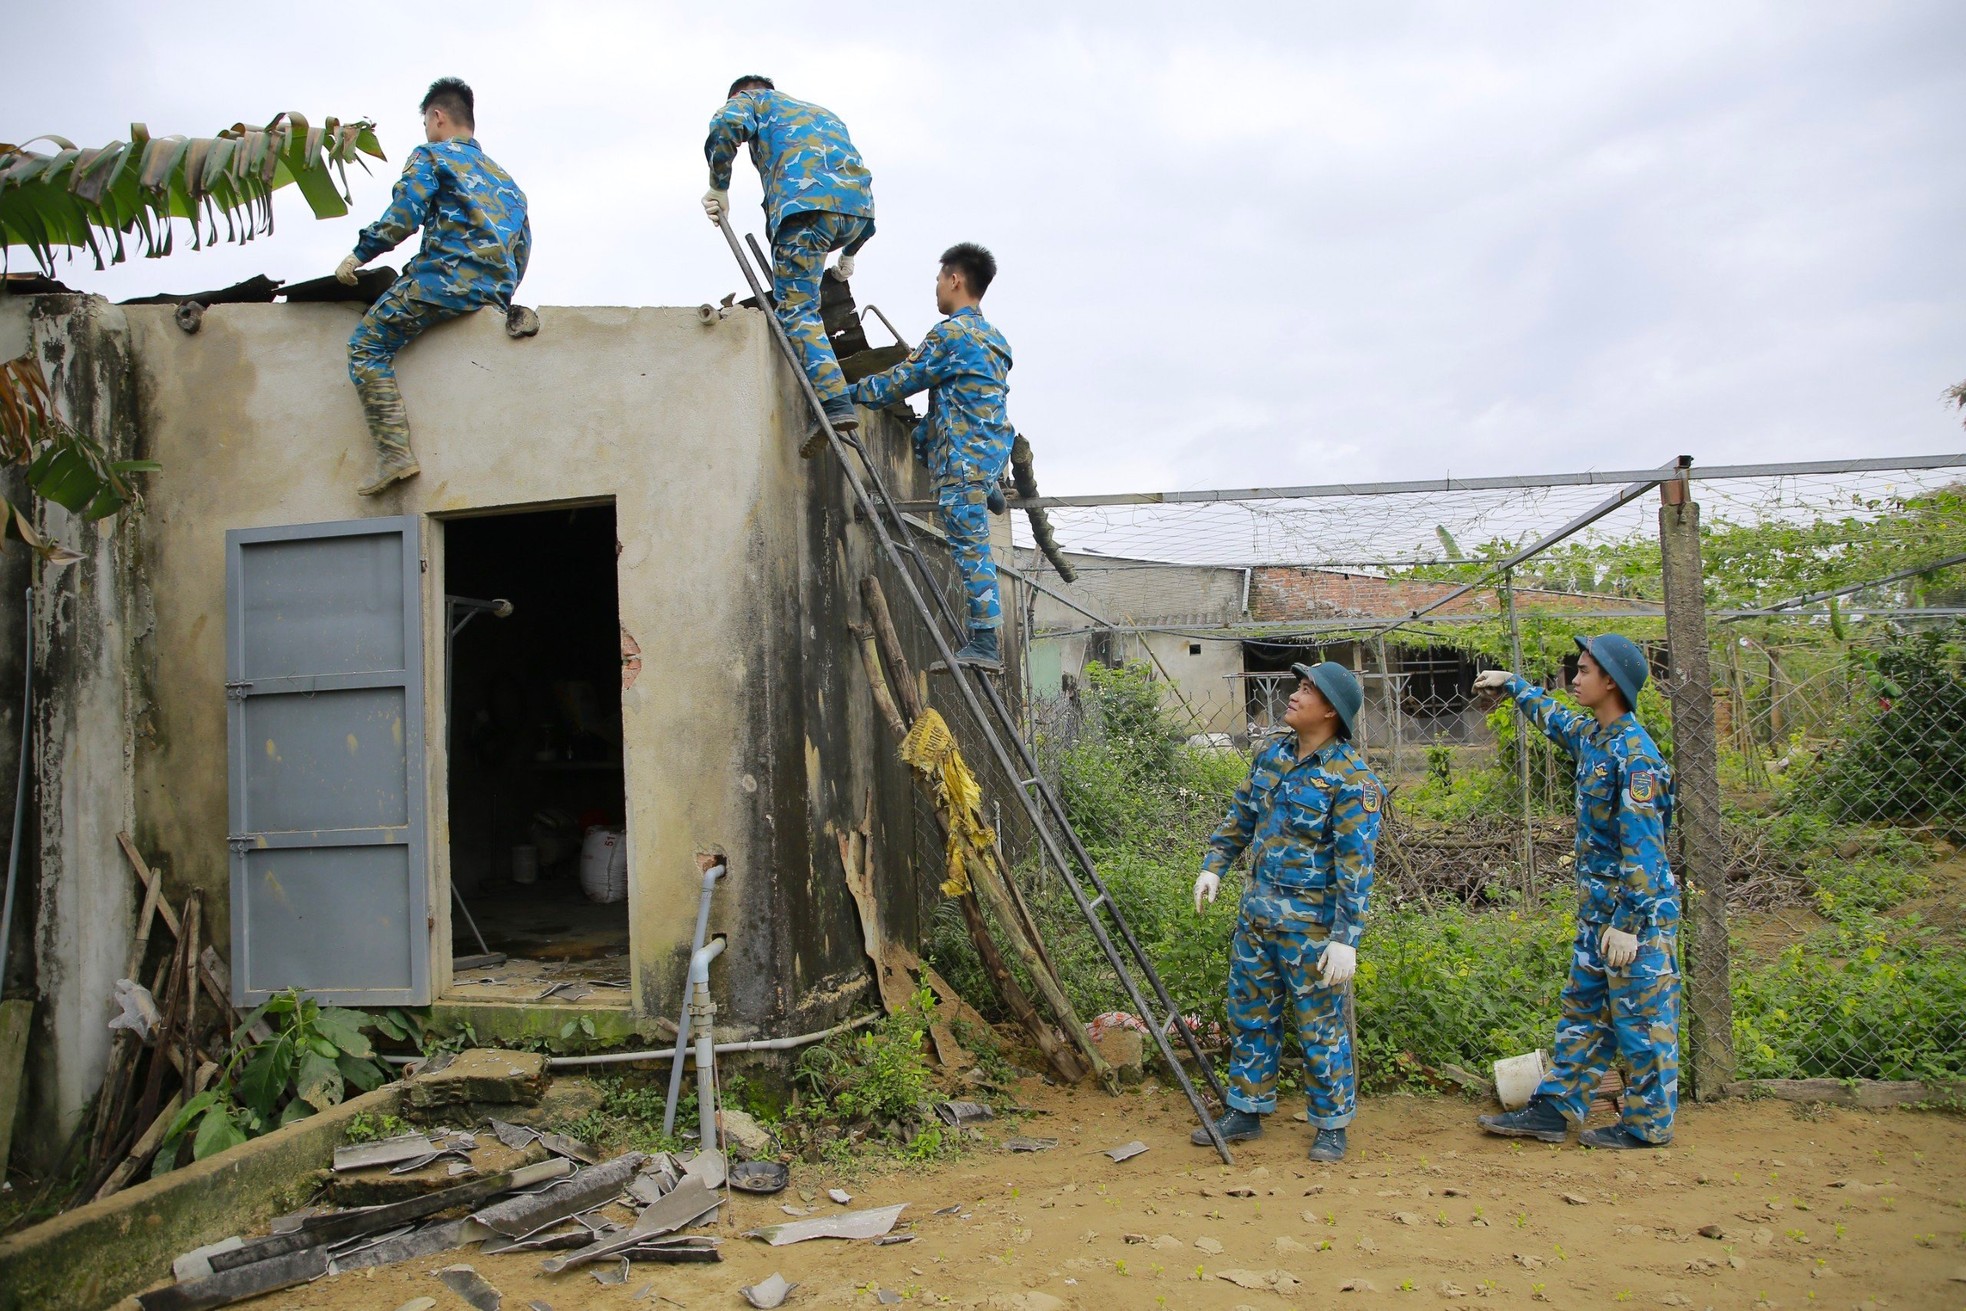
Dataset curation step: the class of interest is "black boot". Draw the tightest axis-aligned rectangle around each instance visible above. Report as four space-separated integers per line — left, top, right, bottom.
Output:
932 627 1003 674
1190 1108 1263 1146
1476 1095 1570 1143
1307 1127 1347 1161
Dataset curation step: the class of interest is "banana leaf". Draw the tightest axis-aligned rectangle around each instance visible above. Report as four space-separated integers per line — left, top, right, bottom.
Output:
1 113 385 274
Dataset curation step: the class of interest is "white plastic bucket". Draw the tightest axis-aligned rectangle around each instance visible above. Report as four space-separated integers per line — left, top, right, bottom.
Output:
510 844 538 886
579 827 628 904
1493 1049 1550 1109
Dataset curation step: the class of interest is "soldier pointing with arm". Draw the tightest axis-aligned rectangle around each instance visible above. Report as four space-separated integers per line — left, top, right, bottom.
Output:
1191 662 1383 1163
702 76 875 456
1474 634 1680 1149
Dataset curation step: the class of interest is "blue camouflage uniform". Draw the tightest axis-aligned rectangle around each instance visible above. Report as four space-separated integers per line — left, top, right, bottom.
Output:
849 308 1014 627
705 88 874 410
346 137 530 465
1203 735 1384 1128
1504 675 1680 1143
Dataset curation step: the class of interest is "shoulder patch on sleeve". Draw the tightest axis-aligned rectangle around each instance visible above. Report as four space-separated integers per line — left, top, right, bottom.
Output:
1361 781 1381 814
1628 768 1657 804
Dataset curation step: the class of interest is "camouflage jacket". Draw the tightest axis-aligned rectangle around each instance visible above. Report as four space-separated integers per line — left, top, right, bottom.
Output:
1203 736 1384 946
353 138 530 307
705 88 875 242
849 307 1013 488
1504 676 1678 932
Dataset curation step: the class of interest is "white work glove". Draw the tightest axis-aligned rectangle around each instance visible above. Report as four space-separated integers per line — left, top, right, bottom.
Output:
829 253 856 281
334 253 361 286
701 188 729 222
1192 871 1220 915
1473 669 1514 693
1599 926 1639 970
1319 941 1358 988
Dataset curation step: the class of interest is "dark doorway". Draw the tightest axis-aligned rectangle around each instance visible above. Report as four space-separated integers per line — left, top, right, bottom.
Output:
442 504 630 1001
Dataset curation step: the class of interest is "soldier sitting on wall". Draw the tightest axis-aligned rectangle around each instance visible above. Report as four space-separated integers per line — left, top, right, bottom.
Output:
333 77 531 496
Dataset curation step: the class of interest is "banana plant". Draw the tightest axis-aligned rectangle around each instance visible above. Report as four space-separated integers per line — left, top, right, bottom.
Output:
0 113 384 560
1 113 383 274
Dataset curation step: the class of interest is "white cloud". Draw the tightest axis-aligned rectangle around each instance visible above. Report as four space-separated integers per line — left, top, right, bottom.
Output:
5 0 1961 497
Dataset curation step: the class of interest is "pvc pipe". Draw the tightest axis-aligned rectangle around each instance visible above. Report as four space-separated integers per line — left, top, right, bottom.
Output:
686 936 729 1153
543 1011 878 1067
663 863 725 1135
376 1010 879 1071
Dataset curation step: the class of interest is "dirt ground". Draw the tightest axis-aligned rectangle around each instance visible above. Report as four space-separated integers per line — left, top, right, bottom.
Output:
243 1082 1966 1311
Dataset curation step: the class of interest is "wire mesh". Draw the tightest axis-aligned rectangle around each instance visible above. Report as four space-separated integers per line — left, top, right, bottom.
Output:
989 457 1966 1089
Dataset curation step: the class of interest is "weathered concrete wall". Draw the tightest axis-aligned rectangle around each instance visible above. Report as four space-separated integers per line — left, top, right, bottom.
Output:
15 298 146 1170
119 299 833 1034
16 292 1013 1164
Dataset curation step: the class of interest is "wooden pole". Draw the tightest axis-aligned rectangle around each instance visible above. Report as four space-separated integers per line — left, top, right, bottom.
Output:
1658 469 1735 1099
858 576 1107 1086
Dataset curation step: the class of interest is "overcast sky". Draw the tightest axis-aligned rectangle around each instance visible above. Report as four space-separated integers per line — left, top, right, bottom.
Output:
6 1 1962 496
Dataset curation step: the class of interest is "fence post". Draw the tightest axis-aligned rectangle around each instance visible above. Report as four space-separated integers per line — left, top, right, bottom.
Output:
1658 466 1735 1098
1502 570 1536 900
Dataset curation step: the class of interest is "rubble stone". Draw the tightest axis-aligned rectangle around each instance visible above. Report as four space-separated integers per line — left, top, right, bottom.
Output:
406 1049 550 1111
1094 1027 1145 1085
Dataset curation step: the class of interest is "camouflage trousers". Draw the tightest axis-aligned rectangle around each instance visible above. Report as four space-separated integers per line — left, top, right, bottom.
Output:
772 211 871 409
1535 922 1680 1143
1224 897 1355 1129
346 275 485 463
939 481 1000 628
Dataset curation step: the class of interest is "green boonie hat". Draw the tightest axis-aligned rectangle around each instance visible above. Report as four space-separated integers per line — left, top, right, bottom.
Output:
1574 633 1647 711
1290 660 1363 738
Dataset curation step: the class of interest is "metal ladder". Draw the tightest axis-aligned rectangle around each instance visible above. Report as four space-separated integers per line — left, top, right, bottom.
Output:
715 219 1235 1163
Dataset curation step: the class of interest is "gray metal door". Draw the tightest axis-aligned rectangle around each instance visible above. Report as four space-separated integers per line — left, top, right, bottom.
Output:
226 516 429 1005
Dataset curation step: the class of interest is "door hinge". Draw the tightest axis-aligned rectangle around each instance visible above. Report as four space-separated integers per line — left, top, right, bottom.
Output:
224 681 252 701
420 559 429 573
226 835 252 853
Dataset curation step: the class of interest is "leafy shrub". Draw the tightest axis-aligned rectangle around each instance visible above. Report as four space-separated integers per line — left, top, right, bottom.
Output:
1732 916 1966 1080
796 989 937 1129
156 990 400 1172
1806 627 1966 834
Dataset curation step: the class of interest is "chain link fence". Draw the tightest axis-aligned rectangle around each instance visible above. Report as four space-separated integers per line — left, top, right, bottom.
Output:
963 458 1966 1094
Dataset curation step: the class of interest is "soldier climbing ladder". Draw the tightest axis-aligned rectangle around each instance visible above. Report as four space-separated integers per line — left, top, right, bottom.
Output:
713 216 1237 1164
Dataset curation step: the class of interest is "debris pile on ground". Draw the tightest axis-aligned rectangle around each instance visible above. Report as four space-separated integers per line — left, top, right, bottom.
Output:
139 1130 735 1309
77 836 272 1205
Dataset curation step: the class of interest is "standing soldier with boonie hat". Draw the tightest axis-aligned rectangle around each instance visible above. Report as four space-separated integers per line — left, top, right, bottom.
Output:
1191 661 1385 1162
1472 633 1680 1149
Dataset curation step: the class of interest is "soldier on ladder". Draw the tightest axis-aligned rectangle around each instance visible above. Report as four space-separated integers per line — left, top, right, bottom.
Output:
702 75 876 457
850 243 1015 673
1191 662 1384 1162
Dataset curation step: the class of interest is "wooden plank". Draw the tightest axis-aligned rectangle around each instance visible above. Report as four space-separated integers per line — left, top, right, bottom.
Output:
199 948 272 1044
0 999 31 1174
120 832 241 1021
1658 488 1735 1098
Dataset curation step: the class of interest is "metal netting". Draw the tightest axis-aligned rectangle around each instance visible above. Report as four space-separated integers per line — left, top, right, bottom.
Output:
979 454 1966 1089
